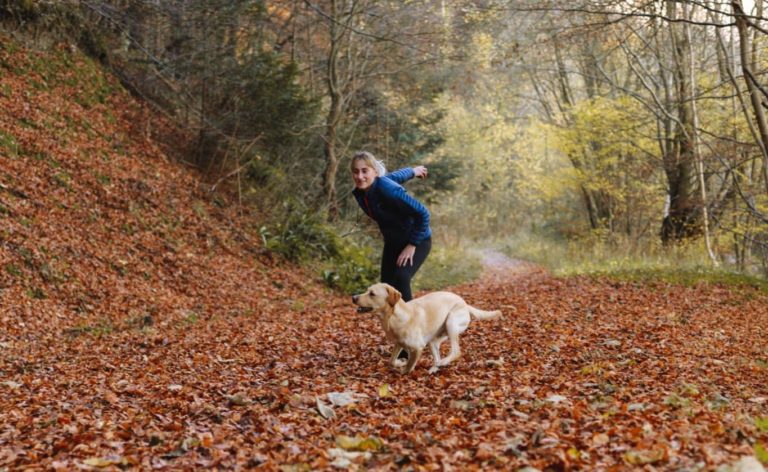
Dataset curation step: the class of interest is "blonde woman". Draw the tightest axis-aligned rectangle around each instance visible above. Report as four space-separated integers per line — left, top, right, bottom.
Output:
350 151 431 302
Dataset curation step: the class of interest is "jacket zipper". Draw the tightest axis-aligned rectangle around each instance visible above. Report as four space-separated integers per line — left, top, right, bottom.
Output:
363 194 373 218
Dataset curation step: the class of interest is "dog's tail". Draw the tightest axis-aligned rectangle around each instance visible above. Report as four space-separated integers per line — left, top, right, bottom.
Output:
468 305 502 321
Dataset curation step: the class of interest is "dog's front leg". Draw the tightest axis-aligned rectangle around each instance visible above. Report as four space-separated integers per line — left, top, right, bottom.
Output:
428 336 446 374
401 348 423 374
390 345 407 369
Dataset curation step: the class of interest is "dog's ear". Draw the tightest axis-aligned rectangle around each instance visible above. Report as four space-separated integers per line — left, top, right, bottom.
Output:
386 285 402 306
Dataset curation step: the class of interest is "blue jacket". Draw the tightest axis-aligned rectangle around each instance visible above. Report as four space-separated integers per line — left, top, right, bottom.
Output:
352 168 432 246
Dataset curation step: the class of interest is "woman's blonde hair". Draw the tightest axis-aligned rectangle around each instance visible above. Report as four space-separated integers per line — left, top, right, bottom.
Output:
351 151 386 176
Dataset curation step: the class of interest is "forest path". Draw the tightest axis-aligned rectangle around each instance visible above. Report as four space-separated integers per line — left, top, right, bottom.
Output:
476 248 544 278
462 248 549 290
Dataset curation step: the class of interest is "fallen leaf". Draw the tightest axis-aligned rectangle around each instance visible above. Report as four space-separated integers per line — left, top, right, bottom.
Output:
567 447 583 460
328 447 372 468
719 456 765 472
335 435 384 452
199 432 213 448
592 433 610 447
327 391 357 407
503 437 526 457
450 400 474 411
754 444 768 464
2 381 22 389
475 442 495 460
226 394 249 406
316 398 336 419
545 395 568 404
623 448 666 465
51 460 69 471
83 456 126 468
104 391 119 404
279 463 311 472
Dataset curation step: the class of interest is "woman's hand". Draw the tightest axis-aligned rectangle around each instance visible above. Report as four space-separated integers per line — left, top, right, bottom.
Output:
397 244 417 267
413 166 428 179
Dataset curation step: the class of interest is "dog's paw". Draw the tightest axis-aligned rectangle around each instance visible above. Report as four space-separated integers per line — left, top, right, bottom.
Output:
428 366 439 374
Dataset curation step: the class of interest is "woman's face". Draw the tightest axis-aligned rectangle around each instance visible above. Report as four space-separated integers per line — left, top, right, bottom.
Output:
351 159 377 190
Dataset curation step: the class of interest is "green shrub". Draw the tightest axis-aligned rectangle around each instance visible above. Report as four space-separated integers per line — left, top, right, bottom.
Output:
26 287 46 299
53 171 71 189
63 321 114 337
0 0 41 22
260 204 340 262
0 130 19 157
5 263 22 277
320 242 378 295
259 202 377 293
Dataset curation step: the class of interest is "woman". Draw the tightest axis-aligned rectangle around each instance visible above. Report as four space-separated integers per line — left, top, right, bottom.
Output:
350 151 432 302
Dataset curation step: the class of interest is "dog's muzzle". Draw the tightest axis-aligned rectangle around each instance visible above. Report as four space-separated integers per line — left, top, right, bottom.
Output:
352 295 373 313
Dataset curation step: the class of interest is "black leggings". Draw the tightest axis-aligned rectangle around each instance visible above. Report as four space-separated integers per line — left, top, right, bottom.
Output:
380 238 431 302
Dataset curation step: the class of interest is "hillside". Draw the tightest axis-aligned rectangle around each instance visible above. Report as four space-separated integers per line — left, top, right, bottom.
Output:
2 37 768 472
0 37 320 339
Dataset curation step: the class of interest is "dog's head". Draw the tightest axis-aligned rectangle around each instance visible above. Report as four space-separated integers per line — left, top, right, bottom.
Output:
352 283 401 314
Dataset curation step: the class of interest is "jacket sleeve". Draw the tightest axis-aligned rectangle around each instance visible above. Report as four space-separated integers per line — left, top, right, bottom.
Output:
385 167 415 185
387 184 431 245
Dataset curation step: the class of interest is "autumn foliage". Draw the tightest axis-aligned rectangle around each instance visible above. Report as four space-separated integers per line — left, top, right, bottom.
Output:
1 38 768 471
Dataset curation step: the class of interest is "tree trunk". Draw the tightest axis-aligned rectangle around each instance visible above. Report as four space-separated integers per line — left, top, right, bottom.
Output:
555 43 613 231
684 3 718 265
732 0 768 193
661 1 701 244
322 0 343 220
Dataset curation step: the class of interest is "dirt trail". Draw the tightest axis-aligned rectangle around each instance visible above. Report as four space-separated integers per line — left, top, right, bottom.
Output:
476 249 544 278
461 249 549 291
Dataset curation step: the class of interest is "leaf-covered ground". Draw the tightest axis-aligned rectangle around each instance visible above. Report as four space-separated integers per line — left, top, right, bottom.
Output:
2 36 768 471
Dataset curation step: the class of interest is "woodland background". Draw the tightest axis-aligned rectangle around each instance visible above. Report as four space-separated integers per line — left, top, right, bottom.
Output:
3 0 768 287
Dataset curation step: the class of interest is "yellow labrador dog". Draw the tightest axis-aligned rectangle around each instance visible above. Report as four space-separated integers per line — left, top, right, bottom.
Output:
352 283 502 374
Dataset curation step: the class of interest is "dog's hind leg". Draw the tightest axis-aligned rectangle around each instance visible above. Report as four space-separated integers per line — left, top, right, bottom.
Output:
437 309 470 367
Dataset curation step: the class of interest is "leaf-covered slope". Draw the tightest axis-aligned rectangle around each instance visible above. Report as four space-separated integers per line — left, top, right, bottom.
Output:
0 38 318 340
